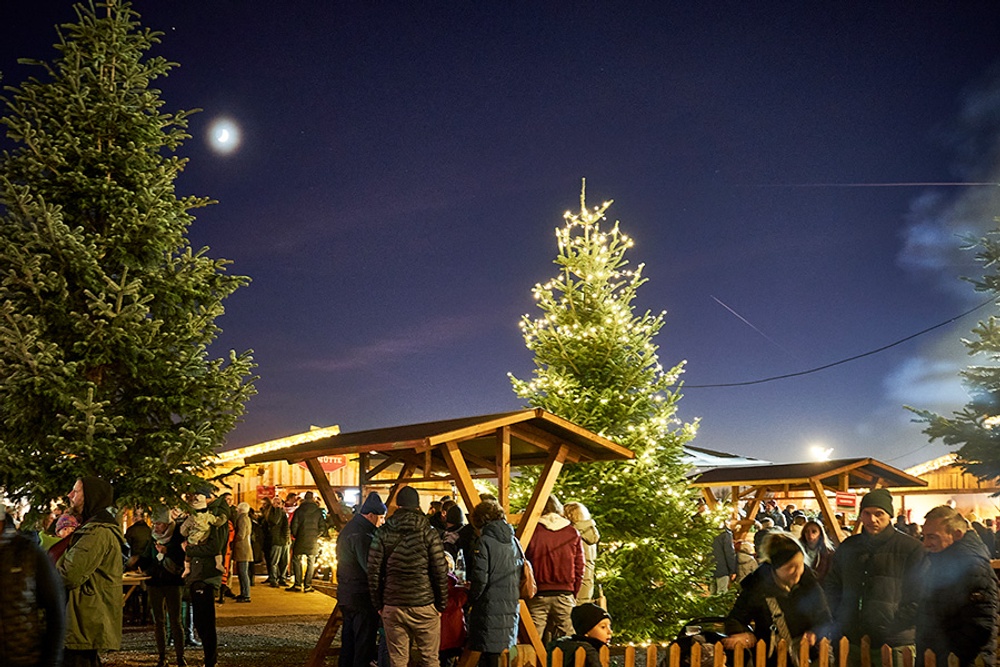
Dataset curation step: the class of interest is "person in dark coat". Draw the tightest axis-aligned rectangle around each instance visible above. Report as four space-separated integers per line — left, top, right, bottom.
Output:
336 492 387 667
368 486 449 667
181 485 230 667
547 604 613 667
823 489 926 667
917 506 998 667
467 500 522 667
723 533 831 667
267 497 290 587
287 491 327 592
712 519 738 593
0 502 66 667
137 506 187 667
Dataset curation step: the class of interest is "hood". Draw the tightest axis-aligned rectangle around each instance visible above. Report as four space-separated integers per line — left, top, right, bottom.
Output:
481 518 514 543
937 529 992 563
538 512 572 532
81 476 115 523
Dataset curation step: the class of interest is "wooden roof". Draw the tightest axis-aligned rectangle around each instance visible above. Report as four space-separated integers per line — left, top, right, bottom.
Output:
244 408 633 472
690 457 927 491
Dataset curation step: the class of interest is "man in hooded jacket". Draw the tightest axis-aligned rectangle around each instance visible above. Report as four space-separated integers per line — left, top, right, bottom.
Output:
58 475 127 667
524 495 584 642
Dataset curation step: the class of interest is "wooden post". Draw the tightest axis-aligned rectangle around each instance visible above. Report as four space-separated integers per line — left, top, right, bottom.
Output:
386 462 416 511
304 458 338 518
305 601 342 667
516 444 569 547
497 426 511 514
440 441 482 512
810 478 845 545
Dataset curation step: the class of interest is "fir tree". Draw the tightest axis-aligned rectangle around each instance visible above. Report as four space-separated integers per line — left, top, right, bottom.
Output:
509 183 723 641
910 220 1000 481
0 1 255 514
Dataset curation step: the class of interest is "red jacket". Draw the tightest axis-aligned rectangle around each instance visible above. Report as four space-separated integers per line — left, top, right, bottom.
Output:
525 513 584 595
439 573 468 651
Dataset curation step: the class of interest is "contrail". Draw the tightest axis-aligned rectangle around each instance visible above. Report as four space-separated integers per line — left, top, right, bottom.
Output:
710 295 795 356
756 182 999 188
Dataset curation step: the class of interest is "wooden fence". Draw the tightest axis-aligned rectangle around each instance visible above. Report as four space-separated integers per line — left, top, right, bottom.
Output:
494 636 984 667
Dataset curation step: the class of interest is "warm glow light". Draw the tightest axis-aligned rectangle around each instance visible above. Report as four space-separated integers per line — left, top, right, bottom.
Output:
809 443 833 461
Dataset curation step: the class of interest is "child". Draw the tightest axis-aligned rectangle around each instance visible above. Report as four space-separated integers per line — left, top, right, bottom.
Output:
547 604 613 667
181 493 229 578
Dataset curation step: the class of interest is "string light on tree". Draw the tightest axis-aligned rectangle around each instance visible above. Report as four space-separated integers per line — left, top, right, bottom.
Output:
508 180 724 641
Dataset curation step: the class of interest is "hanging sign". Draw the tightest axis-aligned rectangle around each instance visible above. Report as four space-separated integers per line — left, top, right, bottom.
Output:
297 456 348 473
256 485 276 499
835 492 857 508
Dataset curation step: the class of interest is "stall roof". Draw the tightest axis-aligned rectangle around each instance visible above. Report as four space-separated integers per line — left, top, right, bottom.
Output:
244 408 634 472
690 457 927 491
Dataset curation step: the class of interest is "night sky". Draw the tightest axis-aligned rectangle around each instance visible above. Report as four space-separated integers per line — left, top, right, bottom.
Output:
4 3 1000 468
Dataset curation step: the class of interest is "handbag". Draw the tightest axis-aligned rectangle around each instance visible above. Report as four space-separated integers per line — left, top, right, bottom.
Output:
515 537 537 599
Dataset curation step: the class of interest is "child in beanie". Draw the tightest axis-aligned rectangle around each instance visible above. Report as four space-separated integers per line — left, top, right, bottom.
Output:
547 603 613 667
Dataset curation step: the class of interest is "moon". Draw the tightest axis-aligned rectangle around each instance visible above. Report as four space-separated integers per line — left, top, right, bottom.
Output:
207 117 241 155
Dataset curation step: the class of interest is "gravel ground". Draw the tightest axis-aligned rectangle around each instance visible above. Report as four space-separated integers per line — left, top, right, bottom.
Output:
101 620 335 667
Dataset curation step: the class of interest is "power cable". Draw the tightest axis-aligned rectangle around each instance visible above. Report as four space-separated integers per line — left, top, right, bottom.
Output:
685 296 996 388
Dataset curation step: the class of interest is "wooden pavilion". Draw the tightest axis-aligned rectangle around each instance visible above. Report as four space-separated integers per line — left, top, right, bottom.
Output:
244 408 634 667
689 457 927 544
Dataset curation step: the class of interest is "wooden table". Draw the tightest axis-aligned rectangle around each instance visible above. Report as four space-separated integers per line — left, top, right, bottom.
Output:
122 573 150 606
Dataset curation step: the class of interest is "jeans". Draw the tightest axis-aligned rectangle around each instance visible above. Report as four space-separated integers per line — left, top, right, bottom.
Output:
291 552 318 587
270 544 289 583
237 560 252 599
190 582 218 667
148 584 184 662
339 604 380 667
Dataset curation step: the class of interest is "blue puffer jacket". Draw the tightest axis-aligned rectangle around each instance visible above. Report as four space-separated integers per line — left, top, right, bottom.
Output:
916 530 999 667
467 520 522 653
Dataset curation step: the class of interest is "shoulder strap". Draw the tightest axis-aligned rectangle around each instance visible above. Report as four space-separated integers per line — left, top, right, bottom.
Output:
765 596 799 667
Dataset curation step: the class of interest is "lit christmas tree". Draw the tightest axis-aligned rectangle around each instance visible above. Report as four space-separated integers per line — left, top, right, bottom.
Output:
911 218 1000 481
0 1 255 514
509 182 723 641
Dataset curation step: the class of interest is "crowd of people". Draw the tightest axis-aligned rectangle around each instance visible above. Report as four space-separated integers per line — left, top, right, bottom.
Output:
0 478 610 667
336 488 610 667
712 489 1000 667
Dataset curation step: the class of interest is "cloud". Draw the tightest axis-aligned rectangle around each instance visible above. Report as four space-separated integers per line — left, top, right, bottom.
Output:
897 67 1000 297
882 353 968 409
298 314 484 373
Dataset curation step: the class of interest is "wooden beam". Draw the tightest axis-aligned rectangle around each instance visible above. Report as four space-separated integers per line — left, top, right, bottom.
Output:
304 457 339 518
839 472 849 492
424 449 433 476
497 426 511 514
366 456 399 478
440 441 482 513
701 488 717 510
516 444 569 547
463 451 498 474
305 602 343 667
359 452 368 500
518 598 547 667
362 472 498 485
385 463 416 512
810 477 845 546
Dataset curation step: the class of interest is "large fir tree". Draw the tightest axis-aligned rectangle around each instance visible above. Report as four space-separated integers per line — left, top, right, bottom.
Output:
509 183 722 641
0 1 255 514
910 219 1000 481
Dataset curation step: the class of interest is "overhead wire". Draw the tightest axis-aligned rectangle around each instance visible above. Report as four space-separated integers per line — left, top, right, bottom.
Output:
685 296 997 388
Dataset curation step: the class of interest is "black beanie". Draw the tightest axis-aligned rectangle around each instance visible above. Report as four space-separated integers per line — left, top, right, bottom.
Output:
859 488 893 516
571 603 611 636
446 505 465 526
397 486 420 509
766 533 803 569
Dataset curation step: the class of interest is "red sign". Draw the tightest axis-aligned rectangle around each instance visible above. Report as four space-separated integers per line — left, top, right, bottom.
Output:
835 492 857 508
256 485 276 499
297 456 348 473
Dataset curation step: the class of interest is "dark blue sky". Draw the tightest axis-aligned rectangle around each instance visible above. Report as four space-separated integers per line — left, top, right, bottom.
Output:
5 3 1000 467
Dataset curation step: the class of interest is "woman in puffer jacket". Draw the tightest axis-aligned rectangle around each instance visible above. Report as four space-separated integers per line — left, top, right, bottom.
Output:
467 500 523 667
